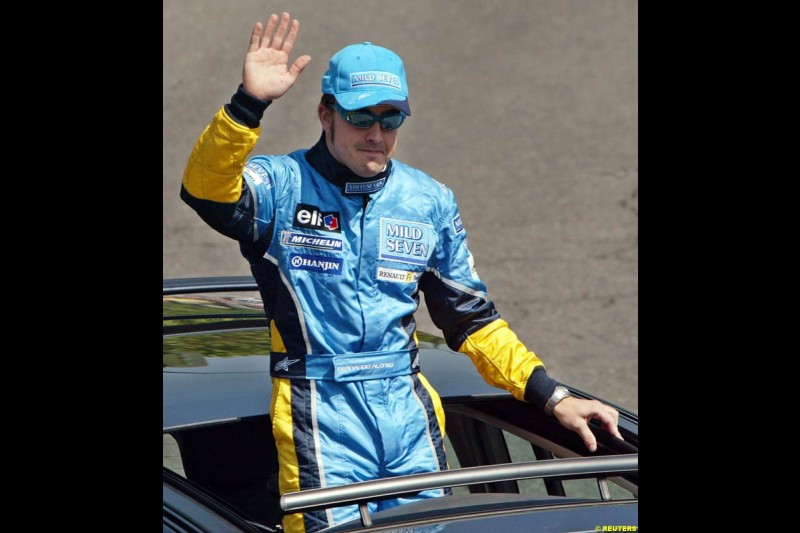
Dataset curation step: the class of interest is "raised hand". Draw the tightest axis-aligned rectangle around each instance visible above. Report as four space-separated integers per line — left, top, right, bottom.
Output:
243 12 311 101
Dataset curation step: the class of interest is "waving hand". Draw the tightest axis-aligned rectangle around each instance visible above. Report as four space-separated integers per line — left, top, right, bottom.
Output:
243 12 311 101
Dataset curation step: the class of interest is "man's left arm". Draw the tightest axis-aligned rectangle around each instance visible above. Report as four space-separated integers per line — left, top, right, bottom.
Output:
422 188 623 452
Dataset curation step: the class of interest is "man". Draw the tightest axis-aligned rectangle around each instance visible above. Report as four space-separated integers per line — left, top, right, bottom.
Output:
180 11 623 533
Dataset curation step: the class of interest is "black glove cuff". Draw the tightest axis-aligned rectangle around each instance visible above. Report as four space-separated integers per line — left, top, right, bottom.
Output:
523 367 558 409
225 84 273 128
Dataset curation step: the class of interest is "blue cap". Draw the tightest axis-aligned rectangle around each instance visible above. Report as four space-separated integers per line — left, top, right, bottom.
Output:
321 42 410 116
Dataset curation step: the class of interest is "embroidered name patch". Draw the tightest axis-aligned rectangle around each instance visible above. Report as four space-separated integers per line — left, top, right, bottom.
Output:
280 231 343 252
243 162 272 188
288 254 343 274
379 218 434 266
345 177 387 195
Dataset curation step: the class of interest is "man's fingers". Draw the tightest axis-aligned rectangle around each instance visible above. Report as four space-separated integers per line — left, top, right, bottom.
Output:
290 55 312 78
270 12 292 49
260 14 279 49
282 19 301 57
249 22 264 51
576 423 598 453
606 420 624 440
593 406 624 441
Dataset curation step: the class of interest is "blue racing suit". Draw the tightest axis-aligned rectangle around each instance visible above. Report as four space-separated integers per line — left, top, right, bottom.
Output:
180 86 559 533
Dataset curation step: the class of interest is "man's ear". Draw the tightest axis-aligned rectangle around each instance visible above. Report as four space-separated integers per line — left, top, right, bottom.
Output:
318 104 333 132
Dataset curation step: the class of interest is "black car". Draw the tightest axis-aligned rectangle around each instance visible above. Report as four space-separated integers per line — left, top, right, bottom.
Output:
163 276 638 532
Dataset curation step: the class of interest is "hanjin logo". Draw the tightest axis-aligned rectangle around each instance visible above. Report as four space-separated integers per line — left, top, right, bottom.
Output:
294 203 341 233
289 254 343 275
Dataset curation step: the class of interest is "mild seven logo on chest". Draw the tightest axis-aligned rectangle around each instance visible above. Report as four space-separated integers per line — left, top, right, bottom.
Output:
379 218 435 266
294 203 341 233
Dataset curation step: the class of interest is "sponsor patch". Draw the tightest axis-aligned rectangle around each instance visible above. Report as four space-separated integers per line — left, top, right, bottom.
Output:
379 218 435 266
467 251 479 280
345 177 387 195
288 254 343 274
453 215 464 234
350 71 402 90
274 356 301 373
294 203 341 233
377 267 420 284
280 231 343 252
243 162 272 187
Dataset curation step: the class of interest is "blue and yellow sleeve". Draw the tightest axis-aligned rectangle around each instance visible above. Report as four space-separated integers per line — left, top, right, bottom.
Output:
458 318 556 405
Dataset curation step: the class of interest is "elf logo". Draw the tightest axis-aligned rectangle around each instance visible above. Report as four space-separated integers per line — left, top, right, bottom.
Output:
293 203 341 233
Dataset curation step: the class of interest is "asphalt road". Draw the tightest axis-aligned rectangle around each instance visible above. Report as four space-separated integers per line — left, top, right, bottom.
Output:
163 0 638 412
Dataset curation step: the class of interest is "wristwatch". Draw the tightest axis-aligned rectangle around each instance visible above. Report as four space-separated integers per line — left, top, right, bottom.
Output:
544 385 572 415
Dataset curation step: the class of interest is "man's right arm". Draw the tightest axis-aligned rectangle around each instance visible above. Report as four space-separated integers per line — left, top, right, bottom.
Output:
179 12 310 243
179 87 272 243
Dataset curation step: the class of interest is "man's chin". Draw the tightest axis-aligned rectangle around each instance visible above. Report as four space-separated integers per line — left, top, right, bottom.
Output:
355 162 386 178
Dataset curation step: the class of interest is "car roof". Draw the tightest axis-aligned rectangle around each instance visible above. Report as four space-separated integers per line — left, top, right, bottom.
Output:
164 276 638 531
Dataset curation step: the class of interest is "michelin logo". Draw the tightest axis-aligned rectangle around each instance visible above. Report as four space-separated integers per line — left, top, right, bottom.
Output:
280 231 343 252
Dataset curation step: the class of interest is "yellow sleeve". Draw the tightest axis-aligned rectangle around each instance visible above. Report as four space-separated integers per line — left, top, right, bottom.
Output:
181 106 262 203
458 318 544 401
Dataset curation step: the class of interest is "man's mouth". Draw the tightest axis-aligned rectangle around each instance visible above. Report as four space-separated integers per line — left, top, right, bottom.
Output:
358 145 384 154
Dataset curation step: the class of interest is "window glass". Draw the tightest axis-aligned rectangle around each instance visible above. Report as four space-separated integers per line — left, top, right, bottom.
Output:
503 431 548 495
443 434 470 495
163 433 185 477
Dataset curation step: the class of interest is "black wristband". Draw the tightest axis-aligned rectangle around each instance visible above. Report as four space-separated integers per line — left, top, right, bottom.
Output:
225 84 273 128
523 367 558 409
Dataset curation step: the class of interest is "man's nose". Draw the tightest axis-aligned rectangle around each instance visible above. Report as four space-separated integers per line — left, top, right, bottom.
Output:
365 121 384 141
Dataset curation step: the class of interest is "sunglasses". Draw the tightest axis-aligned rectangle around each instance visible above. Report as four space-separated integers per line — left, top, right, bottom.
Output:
333 103 406 131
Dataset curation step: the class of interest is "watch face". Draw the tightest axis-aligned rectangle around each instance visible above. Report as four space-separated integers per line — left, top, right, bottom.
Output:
546 386 571 414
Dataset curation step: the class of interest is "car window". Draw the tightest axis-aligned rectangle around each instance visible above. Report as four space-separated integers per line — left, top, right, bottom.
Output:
505 430 635 500
163 434 185 477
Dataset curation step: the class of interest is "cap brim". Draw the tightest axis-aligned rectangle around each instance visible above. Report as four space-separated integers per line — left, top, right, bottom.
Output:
336 90 411 116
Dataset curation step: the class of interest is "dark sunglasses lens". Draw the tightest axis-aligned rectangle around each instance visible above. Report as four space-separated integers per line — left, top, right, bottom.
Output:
380 114 405 130
341 106 405 130
346 111 376 128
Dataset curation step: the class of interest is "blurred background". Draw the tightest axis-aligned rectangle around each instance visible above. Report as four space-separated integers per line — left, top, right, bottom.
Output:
163 0 638 412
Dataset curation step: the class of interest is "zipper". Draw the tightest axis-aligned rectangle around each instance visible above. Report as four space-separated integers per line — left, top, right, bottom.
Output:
356 195 371 352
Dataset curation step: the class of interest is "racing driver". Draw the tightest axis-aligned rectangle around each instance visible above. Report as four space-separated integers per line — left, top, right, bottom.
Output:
179 12 624 533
